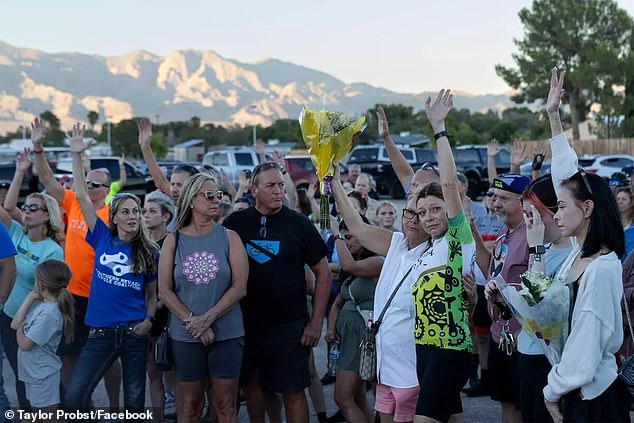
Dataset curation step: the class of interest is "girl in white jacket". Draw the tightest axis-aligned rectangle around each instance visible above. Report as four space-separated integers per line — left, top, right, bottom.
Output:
543 67 629 423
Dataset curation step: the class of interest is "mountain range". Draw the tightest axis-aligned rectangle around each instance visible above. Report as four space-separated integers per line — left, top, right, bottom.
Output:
0 41 514 134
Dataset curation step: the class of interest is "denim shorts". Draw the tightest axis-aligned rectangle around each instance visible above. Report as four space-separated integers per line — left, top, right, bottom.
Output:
171 337 244 381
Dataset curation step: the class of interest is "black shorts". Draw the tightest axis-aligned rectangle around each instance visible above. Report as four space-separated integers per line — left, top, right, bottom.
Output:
239 319 310 394
517 353 551 423
57 294 90 357
488 337 520 406
415 345 471 421
172 337 244 381
473 285 492 335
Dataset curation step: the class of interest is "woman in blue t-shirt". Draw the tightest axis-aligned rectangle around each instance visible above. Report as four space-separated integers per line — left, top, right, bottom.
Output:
0 149 63 410
63 123 159 413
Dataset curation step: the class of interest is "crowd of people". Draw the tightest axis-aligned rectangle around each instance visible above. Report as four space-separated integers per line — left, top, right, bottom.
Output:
0 66 631 423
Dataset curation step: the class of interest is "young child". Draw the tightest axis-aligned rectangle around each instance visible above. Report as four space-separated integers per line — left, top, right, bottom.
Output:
11 259 75 412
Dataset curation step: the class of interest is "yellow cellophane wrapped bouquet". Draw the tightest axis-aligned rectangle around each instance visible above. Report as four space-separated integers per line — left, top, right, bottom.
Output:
299 106 365 228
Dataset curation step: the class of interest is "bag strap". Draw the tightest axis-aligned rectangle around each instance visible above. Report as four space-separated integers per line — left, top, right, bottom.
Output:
173 230 180 270
624 293 634 341
347 280 367 321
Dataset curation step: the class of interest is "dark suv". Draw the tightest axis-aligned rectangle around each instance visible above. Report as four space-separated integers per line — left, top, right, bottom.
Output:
55 157 151 200
452 146 511 199
346 145 437 199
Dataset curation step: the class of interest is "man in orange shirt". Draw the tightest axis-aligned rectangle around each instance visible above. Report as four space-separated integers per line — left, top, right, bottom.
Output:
31 118 121 408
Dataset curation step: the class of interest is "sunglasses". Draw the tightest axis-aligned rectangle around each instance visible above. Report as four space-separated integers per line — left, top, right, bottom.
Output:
420 162 440 176
199 190 224 201
260 215 267 238
576 169 593 196
251 162 283 183
402 208 420 221
486 191 494 197
86 180 110 189
173 164 200 176
21 204 46 212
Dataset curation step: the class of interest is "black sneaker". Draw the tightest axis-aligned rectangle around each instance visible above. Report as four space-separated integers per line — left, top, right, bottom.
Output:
326 410 345 423
462 380 490 397
321 373 336 385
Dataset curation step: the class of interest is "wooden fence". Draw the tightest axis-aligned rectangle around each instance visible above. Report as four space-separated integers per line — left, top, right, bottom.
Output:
522 138 634 158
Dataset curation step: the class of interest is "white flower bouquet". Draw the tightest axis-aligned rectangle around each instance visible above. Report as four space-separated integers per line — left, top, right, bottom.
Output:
494 272 570 366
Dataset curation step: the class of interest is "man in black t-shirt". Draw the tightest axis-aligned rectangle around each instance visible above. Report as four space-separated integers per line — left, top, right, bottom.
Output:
223 162 331 423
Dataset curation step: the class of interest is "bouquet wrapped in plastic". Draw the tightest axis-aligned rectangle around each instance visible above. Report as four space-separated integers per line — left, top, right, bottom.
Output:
494 272 570 366
299 106 365 228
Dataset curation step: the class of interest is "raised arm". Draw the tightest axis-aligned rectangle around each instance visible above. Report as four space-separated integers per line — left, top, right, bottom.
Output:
331 167 391 256
69 123 98 232
425 90 462 218
545 67 577 198
138 119 170 195
377 106 414 189
118 154 127 188
330 221 385 278
486 139 499 183
510 140 527 175
3 149 33 225
30 118 64 203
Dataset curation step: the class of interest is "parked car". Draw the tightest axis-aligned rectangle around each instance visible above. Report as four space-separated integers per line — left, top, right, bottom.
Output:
56 156 151 200
452 145 511 199
345 144 437 199
578 154 634 178
520 160 552 178
284 155 350 191
203 148 261 187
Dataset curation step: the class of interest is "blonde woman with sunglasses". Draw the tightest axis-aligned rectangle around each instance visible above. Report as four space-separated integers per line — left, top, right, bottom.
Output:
0 149 63 410
159 173 248 423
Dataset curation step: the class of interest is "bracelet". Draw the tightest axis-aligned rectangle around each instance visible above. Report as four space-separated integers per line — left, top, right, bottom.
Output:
33 149 44 154
433 130 449 141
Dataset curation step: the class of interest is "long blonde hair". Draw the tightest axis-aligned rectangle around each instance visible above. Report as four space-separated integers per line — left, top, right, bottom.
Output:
175 173 218 230
25 192 62 243
108 193 158 275
35 259 75 343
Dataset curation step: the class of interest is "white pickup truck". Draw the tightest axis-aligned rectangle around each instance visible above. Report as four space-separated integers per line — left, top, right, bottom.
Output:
203 148 261 187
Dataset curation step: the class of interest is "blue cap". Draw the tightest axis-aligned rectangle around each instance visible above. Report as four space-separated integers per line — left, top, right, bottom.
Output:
493 174 530 194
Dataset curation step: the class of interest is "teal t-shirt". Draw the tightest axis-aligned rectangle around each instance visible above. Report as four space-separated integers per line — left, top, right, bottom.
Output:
3 221 64 318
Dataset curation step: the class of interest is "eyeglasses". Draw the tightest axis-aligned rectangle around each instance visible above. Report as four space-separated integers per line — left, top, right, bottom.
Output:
21 204 46 212
576 169 593 196
260 215 267 238
251 162 283 184
402 208 420 221
112 192 137 201
199 190 224 201
86 180 110 189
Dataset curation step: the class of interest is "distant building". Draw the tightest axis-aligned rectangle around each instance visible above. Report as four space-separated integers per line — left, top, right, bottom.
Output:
174 139 205 162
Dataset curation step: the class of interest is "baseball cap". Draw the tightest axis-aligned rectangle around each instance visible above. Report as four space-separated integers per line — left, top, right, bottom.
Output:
492 174 530 195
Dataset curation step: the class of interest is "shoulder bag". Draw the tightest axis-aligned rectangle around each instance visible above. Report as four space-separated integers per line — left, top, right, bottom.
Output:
154 231 179 370
618 293 634 399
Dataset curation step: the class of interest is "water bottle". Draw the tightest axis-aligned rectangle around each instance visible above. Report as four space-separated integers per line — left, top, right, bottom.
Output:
328 343 341 376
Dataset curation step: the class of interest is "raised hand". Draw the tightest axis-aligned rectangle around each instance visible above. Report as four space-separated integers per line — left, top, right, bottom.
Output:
138 118 152 149
256 138 265 156
118 153 126 167
271 150 285 167
546 67 565 114
16 148 32 174
510 140 527 166
425 89 453 132
239 170 251 188
487 139 500 158
376 106 390 138
307 182 317 199
67 123 90 153
30 118 46 147
523 204 545 248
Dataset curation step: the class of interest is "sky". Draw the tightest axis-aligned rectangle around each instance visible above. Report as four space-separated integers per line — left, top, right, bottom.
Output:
1 0 633 95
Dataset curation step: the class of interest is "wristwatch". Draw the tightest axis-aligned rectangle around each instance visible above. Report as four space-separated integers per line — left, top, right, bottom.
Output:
528 245 546 255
